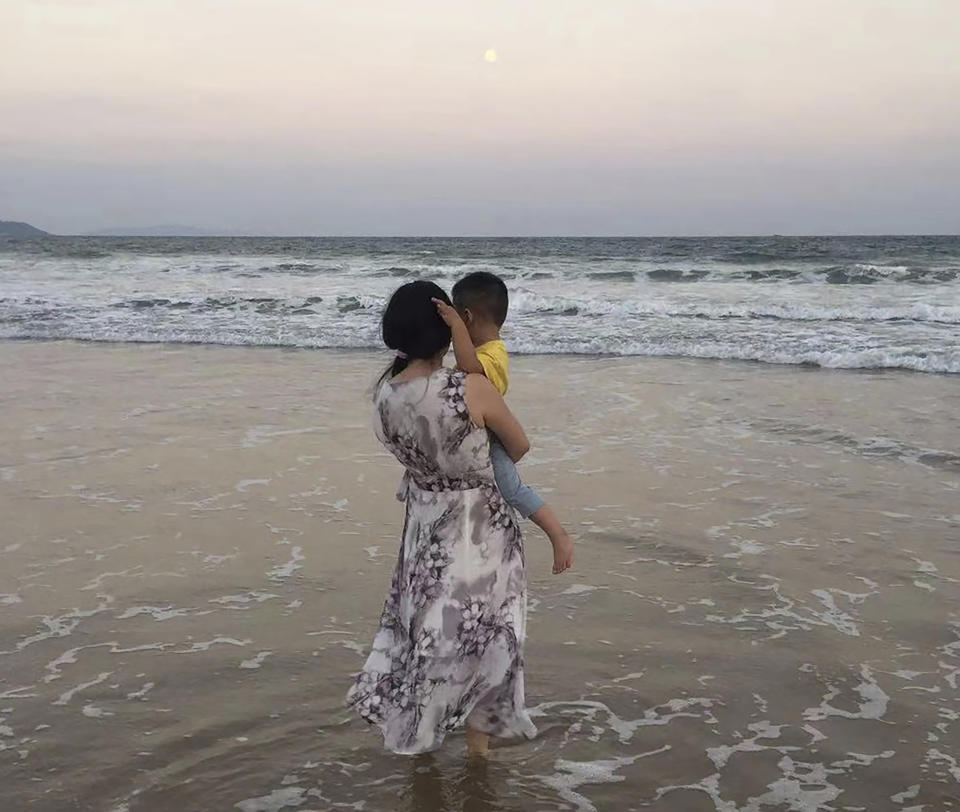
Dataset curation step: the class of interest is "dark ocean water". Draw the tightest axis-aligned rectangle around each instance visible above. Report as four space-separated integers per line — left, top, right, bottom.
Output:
2 235 959 372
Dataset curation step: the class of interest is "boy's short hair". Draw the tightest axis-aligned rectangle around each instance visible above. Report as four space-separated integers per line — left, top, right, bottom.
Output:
452 271 509 327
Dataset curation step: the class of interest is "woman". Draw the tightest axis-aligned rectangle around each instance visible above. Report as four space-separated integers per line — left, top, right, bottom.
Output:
347 281 539 756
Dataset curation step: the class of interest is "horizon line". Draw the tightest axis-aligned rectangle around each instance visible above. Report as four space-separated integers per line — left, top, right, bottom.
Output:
28 231 960 239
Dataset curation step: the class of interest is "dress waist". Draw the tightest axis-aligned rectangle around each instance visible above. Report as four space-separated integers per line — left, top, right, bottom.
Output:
396 471 489 501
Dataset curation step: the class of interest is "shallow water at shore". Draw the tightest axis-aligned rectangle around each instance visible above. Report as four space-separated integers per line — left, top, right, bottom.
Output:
1 341 959 811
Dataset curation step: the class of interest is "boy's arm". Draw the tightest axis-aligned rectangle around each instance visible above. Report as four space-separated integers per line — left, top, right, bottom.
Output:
450 318 485 376
433 298 484 375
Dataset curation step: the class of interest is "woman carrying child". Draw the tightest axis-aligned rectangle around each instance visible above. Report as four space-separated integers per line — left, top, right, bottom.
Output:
347 280 571 757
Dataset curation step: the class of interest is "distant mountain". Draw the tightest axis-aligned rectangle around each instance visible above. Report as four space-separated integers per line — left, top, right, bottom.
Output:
89 224 218 237
0 220 49 237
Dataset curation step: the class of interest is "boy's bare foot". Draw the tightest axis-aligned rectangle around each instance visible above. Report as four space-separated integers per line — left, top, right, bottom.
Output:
529 505 574 574
550 532 574 574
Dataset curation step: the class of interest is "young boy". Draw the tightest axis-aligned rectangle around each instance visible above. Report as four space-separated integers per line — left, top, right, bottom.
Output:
433 271 574 575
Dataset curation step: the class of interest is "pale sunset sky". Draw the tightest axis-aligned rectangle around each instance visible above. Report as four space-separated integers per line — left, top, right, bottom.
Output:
1 0 958 235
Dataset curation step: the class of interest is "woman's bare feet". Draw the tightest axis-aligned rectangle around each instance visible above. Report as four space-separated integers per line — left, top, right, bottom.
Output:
465 726 490 757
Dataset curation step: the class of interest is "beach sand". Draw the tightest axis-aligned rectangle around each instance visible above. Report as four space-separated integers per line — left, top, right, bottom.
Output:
1 340 959 811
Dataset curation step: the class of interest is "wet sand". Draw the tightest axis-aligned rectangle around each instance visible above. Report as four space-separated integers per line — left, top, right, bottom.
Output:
1 340 959 811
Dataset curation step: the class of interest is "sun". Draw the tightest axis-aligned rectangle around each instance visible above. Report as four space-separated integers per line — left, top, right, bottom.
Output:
484 49 498 63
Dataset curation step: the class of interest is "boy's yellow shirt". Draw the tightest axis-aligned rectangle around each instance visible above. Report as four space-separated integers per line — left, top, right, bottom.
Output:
476 339 509 395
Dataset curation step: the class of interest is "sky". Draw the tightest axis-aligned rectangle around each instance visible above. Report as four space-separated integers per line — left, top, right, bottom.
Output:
1 0 959 235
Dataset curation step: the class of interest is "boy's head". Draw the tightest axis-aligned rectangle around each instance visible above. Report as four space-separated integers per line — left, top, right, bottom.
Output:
452 272 508 334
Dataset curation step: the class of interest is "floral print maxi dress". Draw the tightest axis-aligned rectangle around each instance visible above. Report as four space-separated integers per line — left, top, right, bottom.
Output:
347 368 538 754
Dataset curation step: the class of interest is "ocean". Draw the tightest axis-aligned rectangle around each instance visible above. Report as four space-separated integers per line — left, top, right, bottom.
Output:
2 235 959 373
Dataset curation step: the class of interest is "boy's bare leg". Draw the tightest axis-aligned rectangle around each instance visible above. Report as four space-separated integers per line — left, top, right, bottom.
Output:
466 726 490 757
529 505 574 574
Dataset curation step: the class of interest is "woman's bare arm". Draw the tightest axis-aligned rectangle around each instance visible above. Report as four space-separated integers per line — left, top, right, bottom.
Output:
464 374 530 462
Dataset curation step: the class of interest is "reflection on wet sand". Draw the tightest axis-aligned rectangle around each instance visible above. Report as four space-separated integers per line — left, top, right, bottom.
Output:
1 341 959 811
407 756 504 812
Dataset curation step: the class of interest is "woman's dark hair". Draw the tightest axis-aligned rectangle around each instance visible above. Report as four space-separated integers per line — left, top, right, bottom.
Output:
378 281 452 386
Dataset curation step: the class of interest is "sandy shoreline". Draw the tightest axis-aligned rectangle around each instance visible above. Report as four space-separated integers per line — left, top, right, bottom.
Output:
2 339 959 811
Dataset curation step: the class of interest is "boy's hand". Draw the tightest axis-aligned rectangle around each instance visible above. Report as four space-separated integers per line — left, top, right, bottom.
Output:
432 298 463 327
435 297 484 375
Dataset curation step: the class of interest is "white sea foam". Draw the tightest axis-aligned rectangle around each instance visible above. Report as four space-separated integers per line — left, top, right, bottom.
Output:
2 237 958 373
509 290 960 325
176 637 251 653
539 746 671 812
531 697 717 743
803 665 889 721
234 787 307 812
3 595 115 655
561 583 598 596
268 546 304 580
116 605 203 621
126 682 154 700
53 671 113 706
209 591 280 606
707 721 791 770
235 478 271 492
239 651 272 669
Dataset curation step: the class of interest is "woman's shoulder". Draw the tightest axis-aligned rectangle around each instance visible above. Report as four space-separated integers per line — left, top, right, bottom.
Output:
441 367 501 423
463 370 497 392
435 366 473 389
436 366 466 397
462 371 501 416
443 368 496 394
